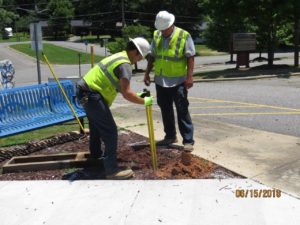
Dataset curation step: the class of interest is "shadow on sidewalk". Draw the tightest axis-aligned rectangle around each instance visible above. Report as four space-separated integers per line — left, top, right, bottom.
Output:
195 64 300 79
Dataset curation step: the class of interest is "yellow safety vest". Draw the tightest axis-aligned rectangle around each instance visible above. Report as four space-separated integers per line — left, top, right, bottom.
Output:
83 51 130 107
153 27 189 77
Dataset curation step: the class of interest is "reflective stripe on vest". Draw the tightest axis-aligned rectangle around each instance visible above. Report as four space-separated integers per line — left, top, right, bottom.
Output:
98 56 128 92
83 51 130 106
153 27 188 77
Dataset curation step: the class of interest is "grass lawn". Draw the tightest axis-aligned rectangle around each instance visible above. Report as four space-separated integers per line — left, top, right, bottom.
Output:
79 35 111 44
0 33 30 43
10 43 104 64
195 44 227 56
0 121 84 147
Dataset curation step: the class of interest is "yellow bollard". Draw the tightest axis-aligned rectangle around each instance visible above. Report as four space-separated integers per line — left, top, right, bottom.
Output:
90 45 94 68
146 105 158 170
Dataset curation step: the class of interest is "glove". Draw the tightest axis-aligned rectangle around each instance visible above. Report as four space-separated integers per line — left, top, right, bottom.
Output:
136 89 150 98
144 96 153 106
136 91 143 97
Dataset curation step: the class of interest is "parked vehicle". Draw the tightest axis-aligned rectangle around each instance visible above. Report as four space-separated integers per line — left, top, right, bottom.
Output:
2 27 13 39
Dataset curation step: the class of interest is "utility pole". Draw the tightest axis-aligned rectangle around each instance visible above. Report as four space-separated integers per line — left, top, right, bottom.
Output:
121 0 126 28
33 22 42 84
18 1 47 84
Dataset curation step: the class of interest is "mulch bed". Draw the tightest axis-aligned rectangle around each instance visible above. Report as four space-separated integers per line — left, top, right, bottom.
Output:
0 131 243 180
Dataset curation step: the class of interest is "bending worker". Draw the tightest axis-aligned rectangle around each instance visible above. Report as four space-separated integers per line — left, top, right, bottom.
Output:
76 37 153 180
144 10 195 151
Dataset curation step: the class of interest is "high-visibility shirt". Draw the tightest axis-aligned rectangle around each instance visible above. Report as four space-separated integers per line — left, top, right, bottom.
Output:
153 27 189 78
83 51 130 107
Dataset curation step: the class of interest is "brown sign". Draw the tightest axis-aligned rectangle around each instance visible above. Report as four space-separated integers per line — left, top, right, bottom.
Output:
232 33 256 52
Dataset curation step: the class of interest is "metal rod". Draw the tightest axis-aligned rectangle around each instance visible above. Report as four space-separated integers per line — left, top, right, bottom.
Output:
146 105 158 170
42 53 85 132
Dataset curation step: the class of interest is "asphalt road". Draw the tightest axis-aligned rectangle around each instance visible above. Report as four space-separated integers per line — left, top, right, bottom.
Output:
1 41 300 138
128 75 300 138
188 77 300 138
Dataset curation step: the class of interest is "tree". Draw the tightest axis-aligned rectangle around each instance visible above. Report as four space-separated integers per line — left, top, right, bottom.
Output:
14 0 50 33
47 0 74 39
202 0 249 52
204 0 291 66
106 24 151 54
292 0 300 67
125 0 204 38
0 0 18 38
77 0 119 37
243 0 291 66
77 0 204 38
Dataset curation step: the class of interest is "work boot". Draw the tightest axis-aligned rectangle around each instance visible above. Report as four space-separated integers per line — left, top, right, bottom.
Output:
156 137 178 146
183 143 194 152
106 166 134 180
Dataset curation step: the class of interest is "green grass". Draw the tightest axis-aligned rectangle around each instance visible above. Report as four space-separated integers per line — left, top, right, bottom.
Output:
10 43 104 64
0 33 30 43
0 122 83 147
76 35 112 44
0 120 130 147
195 44 227 56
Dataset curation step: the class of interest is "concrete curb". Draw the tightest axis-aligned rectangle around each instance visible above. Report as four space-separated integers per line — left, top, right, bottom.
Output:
7 45 37 64
143 71 300 84
193 71 300 82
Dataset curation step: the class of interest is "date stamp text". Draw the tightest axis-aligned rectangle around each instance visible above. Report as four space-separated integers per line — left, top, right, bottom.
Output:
235 189 281 198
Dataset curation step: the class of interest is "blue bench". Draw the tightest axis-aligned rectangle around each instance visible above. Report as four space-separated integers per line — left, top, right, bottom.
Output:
0 80 86 138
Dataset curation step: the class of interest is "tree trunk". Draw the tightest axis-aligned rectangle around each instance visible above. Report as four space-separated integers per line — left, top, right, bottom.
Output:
267 43 274 67
267 29 274 67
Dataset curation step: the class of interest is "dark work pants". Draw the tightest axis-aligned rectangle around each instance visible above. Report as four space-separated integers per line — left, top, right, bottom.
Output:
77 89 118 173
156 83 194 144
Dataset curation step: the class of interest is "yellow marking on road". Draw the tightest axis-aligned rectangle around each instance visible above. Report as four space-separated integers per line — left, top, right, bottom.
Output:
189 97 300 112
190 105 266 109
192 111 300 116
188 101 212 104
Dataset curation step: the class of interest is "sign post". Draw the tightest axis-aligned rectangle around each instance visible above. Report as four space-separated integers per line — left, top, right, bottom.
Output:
232 33 256 68
30 22 43 84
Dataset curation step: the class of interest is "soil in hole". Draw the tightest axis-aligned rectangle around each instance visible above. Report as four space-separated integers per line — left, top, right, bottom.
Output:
0 131 244 180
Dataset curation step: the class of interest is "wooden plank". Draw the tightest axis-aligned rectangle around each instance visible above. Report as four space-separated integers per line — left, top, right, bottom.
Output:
11 153 78 164
1 152 92 173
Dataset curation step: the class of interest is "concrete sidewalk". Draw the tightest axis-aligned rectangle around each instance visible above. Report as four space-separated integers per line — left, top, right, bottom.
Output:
1 98 299 225
0 180 299 225
112 105 300 199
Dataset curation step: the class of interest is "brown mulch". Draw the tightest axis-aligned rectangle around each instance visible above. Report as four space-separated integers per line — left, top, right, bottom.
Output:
0 131 243 180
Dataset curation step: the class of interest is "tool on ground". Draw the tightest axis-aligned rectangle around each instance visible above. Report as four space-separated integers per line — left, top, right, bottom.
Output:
138 89 158 170
42 52 85 133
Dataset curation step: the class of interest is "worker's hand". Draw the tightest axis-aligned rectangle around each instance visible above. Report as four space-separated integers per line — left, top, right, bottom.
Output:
144 96 153 106
184 76 193 89
144 74 151 86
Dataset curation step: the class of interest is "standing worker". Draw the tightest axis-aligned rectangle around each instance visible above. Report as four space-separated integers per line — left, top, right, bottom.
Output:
76 37 153 179
144 10 195 152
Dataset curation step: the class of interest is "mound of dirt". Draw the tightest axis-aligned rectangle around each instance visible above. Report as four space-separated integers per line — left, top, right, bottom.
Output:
0 131 242 180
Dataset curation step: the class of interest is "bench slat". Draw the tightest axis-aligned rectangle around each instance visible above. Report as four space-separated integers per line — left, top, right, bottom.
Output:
0 80 86 138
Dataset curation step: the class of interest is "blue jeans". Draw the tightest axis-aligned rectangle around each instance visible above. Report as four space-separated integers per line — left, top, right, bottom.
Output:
77 87 118 173
156 83 194 144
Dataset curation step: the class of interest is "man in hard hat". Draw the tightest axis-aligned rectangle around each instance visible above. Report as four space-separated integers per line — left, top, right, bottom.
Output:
144 10 195 152
76 37 153 179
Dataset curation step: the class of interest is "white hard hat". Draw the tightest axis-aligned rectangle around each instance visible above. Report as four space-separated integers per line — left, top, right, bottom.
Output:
154 11 175 30
129 37 150 58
